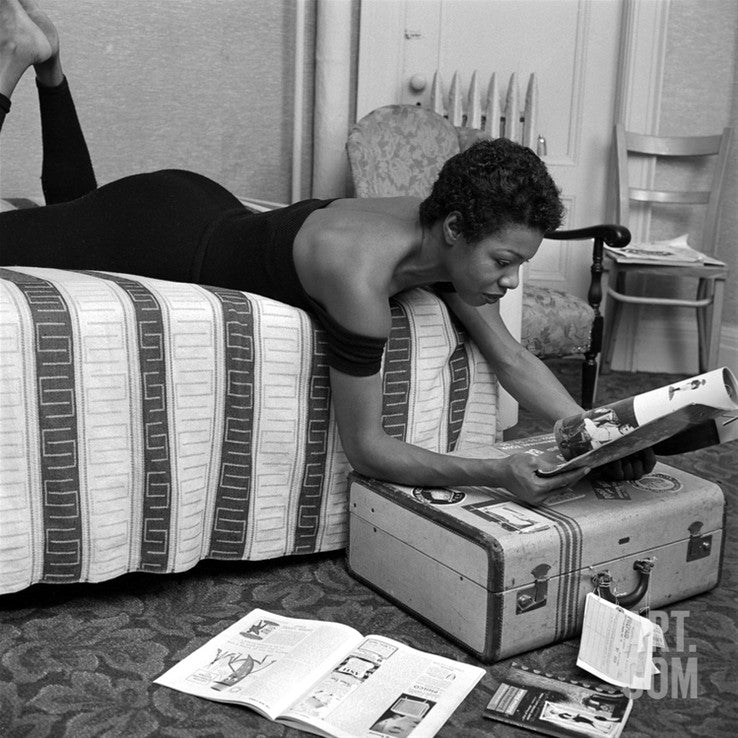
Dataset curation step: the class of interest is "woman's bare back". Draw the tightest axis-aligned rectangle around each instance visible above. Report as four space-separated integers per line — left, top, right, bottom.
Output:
293 195 443 337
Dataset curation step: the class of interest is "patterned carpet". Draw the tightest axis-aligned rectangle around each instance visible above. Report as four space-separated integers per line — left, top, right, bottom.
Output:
1 360 735 737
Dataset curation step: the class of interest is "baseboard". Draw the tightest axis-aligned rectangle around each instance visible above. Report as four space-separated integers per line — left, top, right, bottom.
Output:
609 312 737 374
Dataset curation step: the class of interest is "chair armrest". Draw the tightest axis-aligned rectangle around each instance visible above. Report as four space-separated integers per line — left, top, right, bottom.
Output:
541 223 631 308
538 224 631 376
544 224 631 249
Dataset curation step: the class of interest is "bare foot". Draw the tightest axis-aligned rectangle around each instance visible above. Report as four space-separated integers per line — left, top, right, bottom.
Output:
19 0 61 86
0 0 52 96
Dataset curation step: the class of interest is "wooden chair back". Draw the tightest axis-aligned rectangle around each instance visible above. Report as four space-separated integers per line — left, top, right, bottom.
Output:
614 123 733 254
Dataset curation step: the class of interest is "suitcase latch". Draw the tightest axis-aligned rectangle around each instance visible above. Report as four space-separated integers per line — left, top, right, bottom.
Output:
516 563 551 614
687 521 713 561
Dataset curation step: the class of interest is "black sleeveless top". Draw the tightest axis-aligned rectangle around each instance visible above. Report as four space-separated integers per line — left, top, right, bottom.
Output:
194 199 387 376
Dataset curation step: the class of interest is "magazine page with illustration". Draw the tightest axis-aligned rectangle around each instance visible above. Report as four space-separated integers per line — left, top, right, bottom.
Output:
155 609 484 738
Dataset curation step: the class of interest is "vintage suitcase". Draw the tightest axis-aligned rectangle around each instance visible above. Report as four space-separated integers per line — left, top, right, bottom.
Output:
347 462 725 663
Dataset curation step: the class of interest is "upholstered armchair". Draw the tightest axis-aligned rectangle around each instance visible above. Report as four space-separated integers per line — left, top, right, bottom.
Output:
346 104 630 409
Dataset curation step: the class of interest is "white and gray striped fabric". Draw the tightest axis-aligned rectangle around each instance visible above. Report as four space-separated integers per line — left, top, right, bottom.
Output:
0 267 499 594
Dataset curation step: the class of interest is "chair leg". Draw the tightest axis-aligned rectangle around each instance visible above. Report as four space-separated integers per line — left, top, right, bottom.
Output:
581 312 603 409
581 356 598 410
696 278 725 373
704 277 725 372
601 295 615 373
602 271 626 370
696 279 708 372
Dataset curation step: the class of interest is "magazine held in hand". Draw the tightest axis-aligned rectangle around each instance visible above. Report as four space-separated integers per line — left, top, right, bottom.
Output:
155 609 484 738
502 367 738 477
344 368 731 666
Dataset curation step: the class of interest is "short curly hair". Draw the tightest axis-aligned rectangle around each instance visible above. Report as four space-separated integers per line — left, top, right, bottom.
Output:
418 138 565 241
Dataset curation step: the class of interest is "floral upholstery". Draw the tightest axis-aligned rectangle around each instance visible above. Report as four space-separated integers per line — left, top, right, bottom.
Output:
346 105 595 362
455 126 493 151
346 105 461 197
522 285 593 357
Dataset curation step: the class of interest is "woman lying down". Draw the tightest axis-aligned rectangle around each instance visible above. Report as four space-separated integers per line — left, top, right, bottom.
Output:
0 0 655 505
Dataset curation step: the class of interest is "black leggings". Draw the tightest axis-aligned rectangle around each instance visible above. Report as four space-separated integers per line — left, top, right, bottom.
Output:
1 168 245 283
1 77 246 282
1 78 96 204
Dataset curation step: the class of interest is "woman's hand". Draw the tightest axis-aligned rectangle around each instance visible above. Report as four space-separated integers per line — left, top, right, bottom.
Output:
497 453 591 506
593 448 657 482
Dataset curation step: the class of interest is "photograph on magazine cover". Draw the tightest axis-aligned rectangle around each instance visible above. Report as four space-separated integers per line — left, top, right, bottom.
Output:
484 662 632 738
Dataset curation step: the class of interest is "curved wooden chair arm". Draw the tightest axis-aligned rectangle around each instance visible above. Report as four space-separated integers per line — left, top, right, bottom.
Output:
536 224 631 408
544 224 631 249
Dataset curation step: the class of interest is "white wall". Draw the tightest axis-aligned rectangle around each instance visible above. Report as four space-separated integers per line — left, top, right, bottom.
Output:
0 0 316 203
659 0 737 329
611 0 737 373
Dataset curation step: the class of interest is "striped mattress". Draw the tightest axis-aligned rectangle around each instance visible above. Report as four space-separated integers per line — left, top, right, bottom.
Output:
0 267 499 594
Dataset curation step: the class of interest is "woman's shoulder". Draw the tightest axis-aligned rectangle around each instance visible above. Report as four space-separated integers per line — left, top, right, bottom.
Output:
326 195 422 214
304 196 421 244
294 197 420 306
323 196 422 225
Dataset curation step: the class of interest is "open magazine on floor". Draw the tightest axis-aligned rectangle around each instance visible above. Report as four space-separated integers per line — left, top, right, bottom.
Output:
483 662 633 738
154 609 484 738
496 367 737 477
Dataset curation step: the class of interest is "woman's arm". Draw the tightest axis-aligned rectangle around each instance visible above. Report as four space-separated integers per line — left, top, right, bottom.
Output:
441 292 656 480
299 230 589 502
330 368 590 506
440 292 583 422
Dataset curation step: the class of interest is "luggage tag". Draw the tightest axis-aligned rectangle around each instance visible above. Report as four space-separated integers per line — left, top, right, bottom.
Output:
576 592 660 690
650 620 666 650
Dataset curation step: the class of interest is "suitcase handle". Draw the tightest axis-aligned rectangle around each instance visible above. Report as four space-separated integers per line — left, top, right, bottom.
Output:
592 558 655 610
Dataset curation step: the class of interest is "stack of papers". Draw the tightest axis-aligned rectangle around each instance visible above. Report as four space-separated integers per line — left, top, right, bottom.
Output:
605 234 725 267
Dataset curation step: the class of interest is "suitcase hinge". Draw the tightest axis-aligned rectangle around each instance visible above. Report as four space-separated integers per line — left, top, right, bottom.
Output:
687 521 713 561
516 563 551 614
